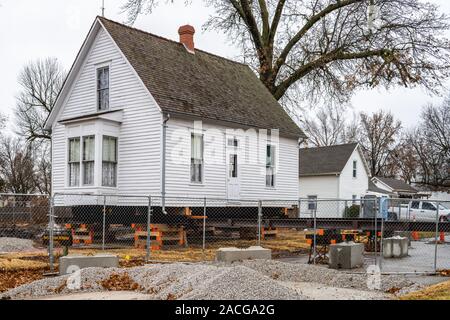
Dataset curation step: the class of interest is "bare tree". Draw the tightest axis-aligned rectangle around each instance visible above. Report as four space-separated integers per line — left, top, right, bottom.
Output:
0 113 6 135
388 137 419 184
0 137 37 194
14 58 65 142
121 0 450 105
302 104 353 147
409 100 450 190
358 110 402 177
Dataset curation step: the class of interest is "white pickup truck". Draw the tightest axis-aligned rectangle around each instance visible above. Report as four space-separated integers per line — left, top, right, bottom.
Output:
389 200 450 222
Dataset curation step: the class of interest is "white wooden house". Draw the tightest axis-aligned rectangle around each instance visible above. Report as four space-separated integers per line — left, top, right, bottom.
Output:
44 17 306 205
298 143 371 217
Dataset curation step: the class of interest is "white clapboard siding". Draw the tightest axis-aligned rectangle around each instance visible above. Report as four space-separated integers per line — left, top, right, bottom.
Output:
164 117 299 201
52 27 162 198
338 148 369 200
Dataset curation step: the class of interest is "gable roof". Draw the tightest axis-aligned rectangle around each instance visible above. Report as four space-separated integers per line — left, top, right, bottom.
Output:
368 180 395 195
373 177 418 193
299 143 364 177
45 17 305 139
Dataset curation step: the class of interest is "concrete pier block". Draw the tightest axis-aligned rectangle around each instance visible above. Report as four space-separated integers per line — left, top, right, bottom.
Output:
216 246 272 263
329 242 364 270
59 254 119 275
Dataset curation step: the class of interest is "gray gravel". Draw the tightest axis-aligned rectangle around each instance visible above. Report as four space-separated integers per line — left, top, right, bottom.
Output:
0 238 35 253
238 260 420 293
1 260 419 300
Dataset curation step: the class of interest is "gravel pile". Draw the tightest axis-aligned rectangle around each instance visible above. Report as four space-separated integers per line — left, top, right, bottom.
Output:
1 260 418 300
1 263 304 300
0 238 35 253
239 260 417 292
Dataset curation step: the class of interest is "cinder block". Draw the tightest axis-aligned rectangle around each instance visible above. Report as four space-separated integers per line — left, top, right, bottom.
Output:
59 254 119 275
329 242 364 269
216 246 272 263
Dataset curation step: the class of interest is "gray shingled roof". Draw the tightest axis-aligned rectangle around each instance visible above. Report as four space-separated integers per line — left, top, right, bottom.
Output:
375 177 418 193
299 143 358 177
368 180 394 195
99 17 305 139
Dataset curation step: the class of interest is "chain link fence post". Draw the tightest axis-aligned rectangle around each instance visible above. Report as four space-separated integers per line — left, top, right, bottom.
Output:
145 196 152 263
202 197 207 259
379 198 385 271
313 202 317 265
48 195 55 273
434 202 440 273
102 195 107 251
257 200 262 246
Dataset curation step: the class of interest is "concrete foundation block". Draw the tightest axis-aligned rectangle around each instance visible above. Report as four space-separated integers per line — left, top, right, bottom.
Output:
216 246 272 263
329 242 364 270
383 237 409 259
59 254 119 275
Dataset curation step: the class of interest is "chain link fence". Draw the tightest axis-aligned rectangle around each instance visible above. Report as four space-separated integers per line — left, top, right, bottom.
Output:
1 193 449 275
0 194 49 240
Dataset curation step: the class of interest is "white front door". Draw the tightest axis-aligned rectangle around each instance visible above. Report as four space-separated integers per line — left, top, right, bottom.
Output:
227 140 240 200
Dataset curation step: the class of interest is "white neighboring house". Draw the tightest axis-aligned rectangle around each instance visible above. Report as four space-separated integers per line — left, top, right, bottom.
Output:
298 143 370 217
368 177 419 198
44 17 306 205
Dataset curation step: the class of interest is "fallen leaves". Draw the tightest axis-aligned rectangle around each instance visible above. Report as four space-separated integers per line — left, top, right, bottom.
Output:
0 269 47 293
100 273 141 292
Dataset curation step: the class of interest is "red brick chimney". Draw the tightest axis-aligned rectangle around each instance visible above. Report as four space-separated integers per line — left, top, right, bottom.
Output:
178 25 195 53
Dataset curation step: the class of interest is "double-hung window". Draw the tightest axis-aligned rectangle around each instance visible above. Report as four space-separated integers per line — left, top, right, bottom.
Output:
97 66 109 111
266 145 276 187
82 136 95 186
68 138 81 187
353 160 357 178
102 136 118 187
191 133 204 184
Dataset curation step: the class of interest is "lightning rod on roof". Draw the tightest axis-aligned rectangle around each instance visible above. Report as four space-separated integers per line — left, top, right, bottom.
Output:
101 0 106 17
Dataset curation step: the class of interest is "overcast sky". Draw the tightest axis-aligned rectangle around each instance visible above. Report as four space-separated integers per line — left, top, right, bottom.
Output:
1 0 450 133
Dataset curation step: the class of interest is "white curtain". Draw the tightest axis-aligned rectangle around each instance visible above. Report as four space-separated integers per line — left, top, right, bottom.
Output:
83 136 95 161
69 138 80 187
191 134 203 183
83 136 95 185
102 136 117 187
69 138 80 162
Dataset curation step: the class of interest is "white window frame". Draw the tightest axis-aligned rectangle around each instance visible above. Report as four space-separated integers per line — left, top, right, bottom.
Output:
102 136 118 187
82 135 95 186
190 133 204 184
97 65 110 111
266 144 276 188
68 137 81 187
353 160 357 178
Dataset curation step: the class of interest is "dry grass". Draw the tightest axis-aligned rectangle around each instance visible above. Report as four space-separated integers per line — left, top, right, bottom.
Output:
400 280 450 300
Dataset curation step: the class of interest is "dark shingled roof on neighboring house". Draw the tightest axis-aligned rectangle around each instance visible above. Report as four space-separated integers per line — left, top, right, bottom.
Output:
98 17 305 139
375 177 418 193
299 143 359 177
368 180 394 195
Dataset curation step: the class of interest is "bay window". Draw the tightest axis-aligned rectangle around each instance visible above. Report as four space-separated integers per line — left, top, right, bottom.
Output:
82 136 95 185
102 136 118 187
266 144 276 187
68 138 81 187
191 133 204 183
